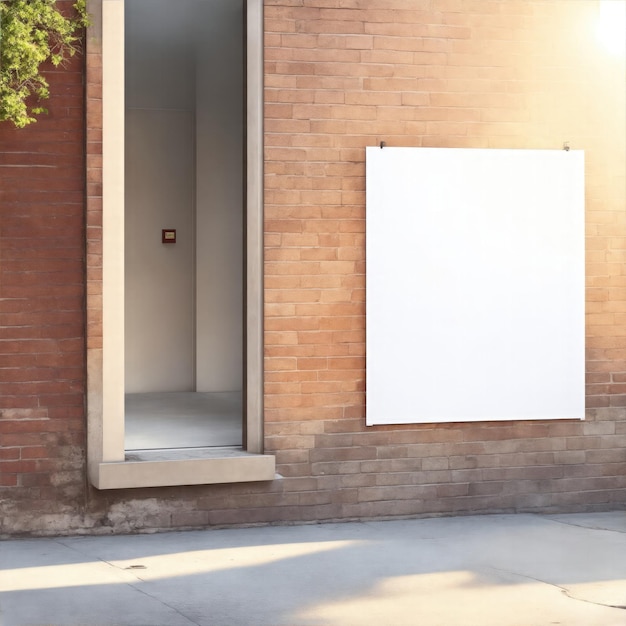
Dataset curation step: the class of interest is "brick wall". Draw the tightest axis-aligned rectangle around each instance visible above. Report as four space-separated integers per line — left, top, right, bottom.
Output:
0 0 87 533
259 0 626 519
2 0 626 535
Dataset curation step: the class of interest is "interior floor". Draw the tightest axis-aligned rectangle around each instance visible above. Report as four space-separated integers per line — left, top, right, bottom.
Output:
125 391 242 450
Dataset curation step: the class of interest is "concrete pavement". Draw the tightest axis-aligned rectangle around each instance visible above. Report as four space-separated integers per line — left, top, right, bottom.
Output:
1 512 626 626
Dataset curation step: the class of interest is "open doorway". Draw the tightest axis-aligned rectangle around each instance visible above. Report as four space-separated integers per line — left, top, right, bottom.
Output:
123 0 244 451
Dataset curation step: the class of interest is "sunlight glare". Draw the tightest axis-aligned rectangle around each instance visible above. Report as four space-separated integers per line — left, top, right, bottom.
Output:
0 540 364 592
596 0 626 56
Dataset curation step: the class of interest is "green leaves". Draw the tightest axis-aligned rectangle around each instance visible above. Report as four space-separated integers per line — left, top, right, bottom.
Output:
0 0 89 128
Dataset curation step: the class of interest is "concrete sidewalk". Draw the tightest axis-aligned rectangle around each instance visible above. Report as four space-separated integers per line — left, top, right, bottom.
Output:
1 512 625 626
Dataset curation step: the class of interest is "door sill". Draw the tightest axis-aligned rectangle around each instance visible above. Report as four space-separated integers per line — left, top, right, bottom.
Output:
90 447 276 489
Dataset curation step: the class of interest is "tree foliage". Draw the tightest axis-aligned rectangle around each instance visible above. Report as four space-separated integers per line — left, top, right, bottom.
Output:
0 0 89 128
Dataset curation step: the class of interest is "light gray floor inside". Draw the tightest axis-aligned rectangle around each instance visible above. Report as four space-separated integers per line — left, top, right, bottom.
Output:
125 391 242 450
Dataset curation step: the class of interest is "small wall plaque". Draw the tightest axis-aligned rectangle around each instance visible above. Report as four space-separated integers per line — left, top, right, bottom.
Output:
162 229 176 244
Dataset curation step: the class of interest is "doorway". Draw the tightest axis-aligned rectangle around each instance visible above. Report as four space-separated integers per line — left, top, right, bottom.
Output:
123 0 244 450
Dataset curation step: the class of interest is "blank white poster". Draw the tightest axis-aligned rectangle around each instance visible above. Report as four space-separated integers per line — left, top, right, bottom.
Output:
366 147 585 425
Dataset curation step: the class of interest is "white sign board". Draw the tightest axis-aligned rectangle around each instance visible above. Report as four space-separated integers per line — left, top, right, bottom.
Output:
366 147 585 425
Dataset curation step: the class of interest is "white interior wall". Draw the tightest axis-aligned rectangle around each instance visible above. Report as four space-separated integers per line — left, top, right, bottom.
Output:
195 0 244 392
124 0 243 394
125 0 195 393
125 109 195 392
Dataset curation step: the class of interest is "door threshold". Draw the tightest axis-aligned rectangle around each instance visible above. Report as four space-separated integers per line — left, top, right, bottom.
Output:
91 448 276 490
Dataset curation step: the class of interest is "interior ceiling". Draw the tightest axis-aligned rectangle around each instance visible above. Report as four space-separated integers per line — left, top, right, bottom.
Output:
126 0 241 45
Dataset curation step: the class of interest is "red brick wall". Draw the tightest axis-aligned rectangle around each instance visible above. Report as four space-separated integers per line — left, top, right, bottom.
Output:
260 0 626 518
3 0 626 535
0 14 87 531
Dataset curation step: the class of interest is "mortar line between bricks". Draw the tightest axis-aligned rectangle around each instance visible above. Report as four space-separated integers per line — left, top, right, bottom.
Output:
54 539 201 626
